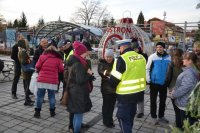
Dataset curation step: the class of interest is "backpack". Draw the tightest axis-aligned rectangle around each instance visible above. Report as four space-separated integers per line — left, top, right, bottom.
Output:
0 59 4 72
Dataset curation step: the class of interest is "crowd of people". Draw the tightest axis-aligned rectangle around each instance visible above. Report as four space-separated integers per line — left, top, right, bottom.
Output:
9 34 200 133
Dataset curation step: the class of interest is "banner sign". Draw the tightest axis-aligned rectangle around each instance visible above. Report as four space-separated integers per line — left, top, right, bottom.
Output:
6 29 16 48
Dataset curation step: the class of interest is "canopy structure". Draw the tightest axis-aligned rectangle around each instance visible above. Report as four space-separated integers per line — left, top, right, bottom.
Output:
35 21 103 39
99 18 153 58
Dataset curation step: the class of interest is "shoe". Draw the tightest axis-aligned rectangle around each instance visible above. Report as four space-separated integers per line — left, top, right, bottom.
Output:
151 118 159 125
12 94 18 99
136 113 144 118
34 108 41 118
50 108 56 117
103 123 115 128
68 127 73 133
68 126 74 133
27 98 34 103
158 117 169 124
81 123 90 128
29 92 34 95
24 101 33 106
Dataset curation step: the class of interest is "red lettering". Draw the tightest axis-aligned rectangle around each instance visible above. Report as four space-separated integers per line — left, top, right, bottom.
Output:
127 28 132 33
107 27 133 33
121 27 126 33
117 27 120 32
107 28 112 32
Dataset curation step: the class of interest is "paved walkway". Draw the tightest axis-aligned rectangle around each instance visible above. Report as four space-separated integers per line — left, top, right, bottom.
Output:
0 55 175 133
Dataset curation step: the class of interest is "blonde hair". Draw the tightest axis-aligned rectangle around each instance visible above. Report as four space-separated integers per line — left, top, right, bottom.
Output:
46 45 57 51
193 41 200 48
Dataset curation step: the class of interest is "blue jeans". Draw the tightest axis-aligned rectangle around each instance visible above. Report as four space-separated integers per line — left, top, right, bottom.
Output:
117 102 137 133
73 113 83 133
36 88 56 109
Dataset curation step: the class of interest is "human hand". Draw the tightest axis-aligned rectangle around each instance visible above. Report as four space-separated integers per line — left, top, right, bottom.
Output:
87 68 93 75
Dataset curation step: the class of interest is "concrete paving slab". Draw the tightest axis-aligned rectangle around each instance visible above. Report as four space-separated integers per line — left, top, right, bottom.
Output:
0 55 175 133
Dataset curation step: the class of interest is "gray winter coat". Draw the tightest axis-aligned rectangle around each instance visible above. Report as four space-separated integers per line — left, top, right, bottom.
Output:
172 66 199 108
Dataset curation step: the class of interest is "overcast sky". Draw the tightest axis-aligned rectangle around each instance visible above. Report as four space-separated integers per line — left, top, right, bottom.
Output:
0 0 200 26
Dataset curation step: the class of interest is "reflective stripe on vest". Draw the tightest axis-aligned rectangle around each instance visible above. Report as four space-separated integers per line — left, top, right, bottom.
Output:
64 50 73 61
113 51 146 95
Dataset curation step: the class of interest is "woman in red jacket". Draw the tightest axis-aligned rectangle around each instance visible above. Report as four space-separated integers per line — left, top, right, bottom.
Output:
34 45 64 118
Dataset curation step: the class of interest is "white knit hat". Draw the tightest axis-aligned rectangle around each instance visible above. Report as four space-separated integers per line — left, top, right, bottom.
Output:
105 49 114 57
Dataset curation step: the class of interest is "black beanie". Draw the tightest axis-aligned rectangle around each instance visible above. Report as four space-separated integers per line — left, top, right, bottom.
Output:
156 42 165 48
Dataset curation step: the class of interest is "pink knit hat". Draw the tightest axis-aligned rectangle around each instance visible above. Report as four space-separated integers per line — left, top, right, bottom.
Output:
73 41 88 55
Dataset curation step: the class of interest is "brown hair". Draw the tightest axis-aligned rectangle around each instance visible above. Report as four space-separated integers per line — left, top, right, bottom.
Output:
183 52 200 70
172 49 183 68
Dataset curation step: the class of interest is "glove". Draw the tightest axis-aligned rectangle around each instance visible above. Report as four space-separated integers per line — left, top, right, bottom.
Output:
89 75 96 81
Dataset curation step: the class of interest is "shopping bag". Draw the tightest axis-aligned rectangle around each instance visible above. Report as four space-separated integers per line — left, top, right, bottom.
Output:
29 72 38 96
60 91 69 106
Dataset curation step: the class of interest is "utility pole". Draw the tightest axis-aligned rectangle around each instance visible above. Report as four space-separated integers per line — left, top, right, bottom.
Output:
163 11 166 21
183 21 187 51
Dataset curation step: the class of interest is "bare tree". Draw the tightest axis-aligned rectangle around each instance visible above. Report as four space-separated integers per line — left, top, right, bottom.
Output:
37 16 45 27
71 0 111 26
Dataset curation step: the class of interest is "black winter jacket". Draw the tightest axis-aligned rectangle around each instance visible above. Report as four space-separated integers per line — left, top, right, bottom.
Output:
98 59 115 94
11 43 20 66
33 45 44 65
65 55 92 113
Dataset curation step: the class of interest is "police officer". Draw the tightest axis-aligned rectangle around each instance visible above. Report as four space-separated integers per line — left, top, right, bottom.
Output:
109 39 146 133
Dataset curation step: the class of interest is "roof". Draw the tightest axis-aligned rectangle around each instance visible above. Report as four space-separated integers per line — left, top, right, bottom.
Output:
35 21 103 39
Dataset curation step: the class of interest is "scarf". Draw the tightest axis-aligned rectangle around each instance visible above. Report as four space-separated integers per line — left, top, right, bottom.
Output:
73 52 87 68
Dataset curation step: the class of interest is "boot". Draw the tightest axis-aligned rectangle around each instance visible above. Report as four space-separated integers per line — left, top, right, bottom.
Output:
27 97 34 103
50 108 56 117
34 108 41 118
24 101 33 106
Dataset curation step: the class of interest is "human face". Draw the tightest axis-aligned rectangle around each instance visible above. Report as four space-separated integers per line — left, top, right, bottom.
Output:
193 45 200 56
183 58 192 67
65 43 71 49
105 56 114 63
40 39 48 49
80 52 88 59
156 45 164 54
59 46 65 51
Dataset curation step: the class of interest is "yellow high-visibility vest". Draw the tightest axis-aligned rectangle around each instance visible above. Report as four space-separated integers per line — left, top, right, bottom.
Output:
64 50 73 61
111 51 146 94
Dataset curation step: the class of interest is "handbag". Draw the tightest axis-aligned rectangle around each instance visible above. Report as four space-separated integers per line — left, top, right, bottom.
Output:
60 67 72 106
60 91 69 106
21 62 35 72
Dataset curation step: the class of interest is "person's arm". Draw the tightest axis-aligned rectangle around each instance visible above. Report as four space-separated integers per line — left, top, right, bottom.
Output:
58 59 64 73
73 63 90 85
35 56 42 72
146 55 153 84
11 45 18 61
33 49 40 64
98 61 108 78
165 62 173 87
172 73 196 98
109 57 126 88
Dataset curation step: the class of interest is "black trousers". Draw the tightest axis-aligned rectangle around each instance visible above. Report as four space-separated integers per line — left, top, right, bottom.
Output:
23 79 31 101
150 84 167 118
176 104 198 129
11 63 21 95
102 93 116 125
171 99 182 128
69 113 74 129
